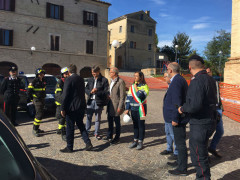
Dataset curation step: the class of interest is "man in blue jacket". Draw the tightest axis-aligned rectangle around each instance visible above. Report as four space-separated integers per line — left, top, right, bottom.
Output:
162 62 188 176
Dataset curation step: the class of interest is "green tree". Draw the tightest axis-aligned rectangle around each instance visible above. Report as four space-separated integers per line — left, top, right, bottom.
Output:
160 45 175 61
204 30 231 75
172 32 192 63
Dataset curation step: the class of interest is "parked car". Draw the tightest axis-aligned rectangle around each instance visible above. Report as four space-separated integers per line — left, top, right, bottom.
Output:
0 74 4 109
18 74 57 117
0 109 56 179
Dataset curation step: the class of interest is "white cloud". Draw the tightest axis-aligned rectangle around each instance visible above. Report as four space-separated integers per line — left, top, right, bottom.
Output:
158 40 172 47
192 23 209 30
159 13 169 17
190 16 211 23
150 0 166 5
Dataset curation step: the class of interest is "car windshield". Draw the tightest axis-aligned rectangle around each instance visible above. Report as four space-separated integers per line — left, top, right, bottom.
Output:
28 76 57 87
0 118 35 179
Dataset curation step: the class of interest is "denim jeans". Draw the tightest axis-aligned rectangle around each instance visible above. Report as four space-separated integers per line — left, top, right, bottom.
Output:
86 100 103 136
209 109 224 150
165 122 178 155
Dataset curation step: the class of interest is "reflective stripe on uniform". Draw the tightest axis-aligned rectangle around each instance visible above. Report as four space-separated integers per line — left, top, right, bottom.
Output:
55 88 62 94
55 101 61 106
34 118 41 123
28 85 34 89
130 103 140 107
33 88 46 91
58 124 65 129
33 94 37 98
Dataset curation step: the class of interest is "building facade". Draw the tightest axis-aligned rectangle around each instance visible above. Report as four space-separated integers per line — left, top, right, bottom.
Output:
224 0 240 84
0 0 110 76
108 11 156 70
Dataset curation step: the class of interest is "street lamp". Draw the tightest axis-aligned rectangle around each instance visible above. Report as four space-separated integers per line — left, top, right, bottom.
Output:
219 50 223 81
175 44 178 62
112 40 119 67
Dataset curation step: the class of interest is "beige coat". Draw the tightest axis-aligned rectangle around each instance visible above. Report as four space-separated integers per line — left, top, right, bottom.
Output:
107 77 126 116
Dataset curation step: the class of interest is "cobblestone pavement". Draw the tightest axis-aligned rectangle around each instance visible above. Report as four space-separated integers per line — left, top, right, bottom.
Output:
16 91 240 180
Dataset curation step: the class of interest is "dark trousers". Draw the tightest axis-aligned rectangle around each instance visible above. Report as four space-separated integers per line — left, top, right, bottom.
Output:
33 99 44 129
56 105 66 129
190 123 215 180
131 110 145 141
107 115 121 139
173 124 187 172
66 109 90 150
4 100 18 124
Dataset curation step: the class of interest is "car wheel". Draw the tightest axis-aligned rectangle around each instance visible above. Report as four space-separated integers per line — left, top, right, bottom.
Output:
27 105 36 117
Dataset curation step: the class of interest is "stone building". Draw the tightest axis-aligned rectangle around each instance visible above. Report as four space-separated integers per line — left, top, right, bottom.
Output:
0 0 111 76
224 0 240 84
108 10 156 70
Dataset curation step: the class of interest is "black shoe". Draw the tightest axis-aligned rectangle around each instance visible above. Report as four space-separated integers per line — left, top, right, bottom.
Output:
37 129 44 133
168 169 187 176
208 147 222 158
102 136 112 142
168 154 178 160
56 129 61 134
160 150 173 155
60 147 73 153
84 142 93 151
167 161 178 167
110 138 120 145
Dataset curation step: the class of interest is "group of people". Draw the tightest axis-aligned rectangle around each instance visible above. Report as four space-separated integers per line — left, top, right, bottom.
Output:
161 55 224 180
0 55 224 180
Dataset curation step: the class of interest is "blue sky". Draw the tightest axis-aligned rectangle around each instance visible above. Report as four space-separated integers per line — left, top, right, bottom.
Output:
104 0 232 55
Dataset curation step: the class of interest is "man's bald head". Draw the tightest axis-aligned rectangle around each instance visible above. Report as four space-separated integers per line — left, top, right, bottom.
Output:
168 62 180 74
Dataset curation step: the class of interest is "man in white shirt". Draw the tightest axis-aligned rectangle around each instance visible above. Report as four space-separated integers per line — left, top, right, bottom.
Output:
103 67 126 145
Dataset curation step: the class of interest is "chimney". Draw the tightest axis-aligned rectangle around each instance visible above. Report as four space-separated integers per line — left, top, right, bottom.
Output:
145 10 150 16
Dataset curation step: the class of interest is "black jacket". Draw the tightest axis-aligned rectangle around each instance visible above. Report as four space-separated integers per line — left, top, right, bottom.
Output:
163 74 188 124
0 77 23 102
27 77 46 101
61 74 86 113
182 70 217 124
85 73 109 106
55 78 64 105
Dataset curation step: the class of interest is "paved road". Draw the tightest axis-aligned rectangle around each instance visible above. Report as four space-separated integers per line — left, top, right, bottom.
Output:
16 91 240 180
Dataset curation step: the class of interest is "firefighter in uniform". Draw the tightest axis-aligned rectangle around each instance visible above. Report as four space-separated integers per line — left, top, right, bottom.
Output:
28 68 46 137
55 67 69 141
0 66 23 126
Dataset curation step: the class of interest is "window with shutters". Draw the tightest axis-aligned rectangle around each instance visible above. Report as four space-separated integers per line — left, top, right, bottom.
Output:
46 3 64 20
130 41 136 49
50 34 60 51
119 26 122 33
83 11 98 27
0 29 13 46
130 25 135 33
148 44 152 51
0 0 15 11
148 29 152 36
86 40 93 54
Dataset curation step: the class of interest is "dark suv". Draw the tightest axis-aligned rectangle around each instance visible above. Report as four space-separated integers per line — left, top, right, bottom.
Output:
18 74 57 117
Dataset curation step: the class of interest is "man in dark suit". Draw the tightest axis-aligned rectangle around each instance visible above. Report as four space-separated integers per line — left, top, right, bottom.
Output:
60 64 93 153
162 62 189 176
